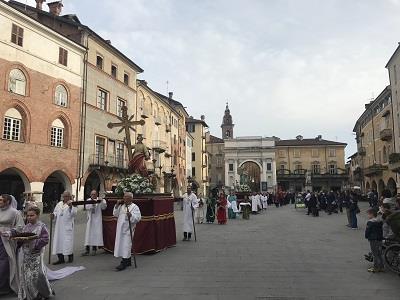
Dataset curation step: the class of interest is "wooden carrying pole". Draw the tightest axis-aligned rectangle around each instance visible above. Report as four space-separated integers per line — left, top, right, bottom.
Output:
126 204 137 268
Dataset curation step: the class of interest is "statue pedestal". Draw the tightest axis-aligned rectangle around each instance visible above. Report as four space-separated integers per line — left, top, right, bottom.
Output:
102 193 176 254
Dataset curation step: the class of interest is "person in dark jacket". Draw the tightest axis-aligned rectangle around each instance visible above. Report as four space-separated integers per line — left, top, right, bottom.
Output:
365 208 384 273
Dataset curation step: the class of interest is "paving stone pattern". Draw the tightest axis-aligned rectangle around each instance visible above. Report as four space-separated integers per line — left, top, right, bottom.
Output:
4 203 400 300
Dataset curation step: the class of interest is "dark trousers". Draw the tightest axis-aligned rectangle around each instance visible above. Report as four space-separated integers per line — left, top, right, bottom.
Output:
0 238 10 292
370 240 384 269
350 210 358 228
85 246 98 252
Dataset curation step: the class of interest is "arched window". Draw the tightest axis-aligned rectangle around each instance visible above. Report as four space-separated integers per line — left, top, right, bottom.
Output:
3 108 23 141
55 85 68 107
9 69 26 95
51 119 65 147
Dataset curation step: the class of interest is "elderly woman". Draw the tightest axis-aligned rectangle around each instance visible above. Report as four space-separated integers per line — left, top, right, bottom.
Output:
0 194 24 295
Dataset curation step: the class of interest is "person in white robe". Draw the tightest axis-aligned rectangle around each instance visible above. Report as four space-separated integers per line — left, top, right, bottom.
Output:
0 194 24 295
82 190 107 256
113 192 141 271
51 191 77 264
251 193 259 214
262 193 268 210
182 187 199 241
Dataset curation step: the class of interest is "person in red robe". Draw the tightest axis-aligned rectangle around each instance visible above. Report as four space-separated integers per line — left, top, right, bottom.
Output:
217 192 228 225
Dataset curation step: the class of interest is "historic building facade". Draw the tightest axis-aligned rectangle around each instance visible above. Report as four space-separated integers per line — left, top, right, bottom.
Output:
353 86 397 195
275 136 347 192
224 137 277 192
186 116 209 197
206 134 225 190
0 1 85 210
8 0 144 200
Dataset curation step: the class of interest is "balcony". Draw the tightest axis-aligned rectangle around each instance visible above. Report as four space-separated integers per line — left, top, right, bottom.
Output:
152 140 167 153
358 147 366 156
380 128 392 141
140 107 150 119
166 124 171 132
89 154 128 169
389 153 400 172
155 116 162 126
364 164 388 177
311 169 349 180
276 169 306 180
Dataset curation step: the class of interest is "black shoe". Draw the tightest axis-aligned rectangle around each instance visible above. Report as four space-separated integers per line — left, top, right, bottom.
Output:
67 254 74 263
52 260 65 265
116 262 127 271
125 258 132 267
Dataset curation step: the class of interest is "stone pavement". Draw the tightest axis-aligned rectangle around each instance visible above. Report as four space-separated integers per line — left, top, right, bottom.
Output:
3 203 400 300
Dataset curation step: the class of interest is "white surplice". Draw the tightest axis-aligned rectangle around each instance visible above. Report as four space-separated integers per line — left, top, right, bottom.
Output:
251 195 258 212
84 198 107 246
261 195 268 208
113 203 141 259
52 202 77 255
182 193 199 233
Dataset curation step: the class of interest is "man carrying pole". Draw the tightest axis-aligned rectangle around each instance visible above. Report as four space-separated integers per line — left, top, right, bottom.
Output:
113 192 141 271
182 186 199 242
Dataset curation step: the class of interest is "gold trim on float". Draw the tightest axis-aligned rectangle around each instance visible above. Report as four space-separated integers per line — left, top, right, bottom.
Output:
102 212 175 222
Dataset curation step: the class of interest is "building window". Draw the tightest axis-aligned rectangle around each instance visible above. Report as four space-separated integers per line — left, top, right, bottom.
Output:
328 148 336 157
9 69 26 95
293 149 301 158
117 98 126 117
97 89 108 110
280 164 285 171
11 24 23 47
124 73 129 85
95 136 106 164
192 167 196 177
116 142 124 167
328 163 337 175
312 149 319 157
187 123 195 133
54 85 68 107
3 108 22 142
229 164 234 172
96 55 103 69
58 47 68 66
312 163 320 174
50 119 64 147
267 163 272 171
394 65 398 85
111 64 117 78
383 146 388 163
294 164 303 173
192 152 195 162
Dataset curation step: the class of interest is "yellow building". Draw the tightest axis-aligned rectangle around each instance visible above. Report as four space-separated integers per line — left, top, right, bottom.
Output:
353 86 397 196
275 135 347 192
136 80 183 193
186 116 209 196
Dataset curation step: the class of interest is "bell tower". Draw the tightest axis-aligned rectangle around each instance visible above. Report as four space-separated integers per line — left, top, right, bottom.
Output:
221 102 234 139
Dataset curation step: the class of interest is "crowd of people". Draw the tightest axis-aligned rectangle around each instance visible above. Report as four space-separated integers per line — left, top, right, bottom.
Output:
0 189 143 298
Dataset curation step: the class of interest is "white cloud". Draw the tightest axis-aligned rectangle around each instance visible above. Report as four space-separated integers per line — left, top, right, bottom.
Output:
21 0 400 157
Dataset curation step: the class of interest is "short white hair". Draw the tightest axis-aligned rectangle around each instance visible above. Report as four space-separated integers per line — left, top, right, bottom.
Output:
124 192 133 199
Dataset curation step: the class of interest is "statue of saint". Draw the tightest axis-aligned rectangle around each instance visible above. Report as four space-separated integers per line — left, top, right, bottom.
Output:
128 134 150 177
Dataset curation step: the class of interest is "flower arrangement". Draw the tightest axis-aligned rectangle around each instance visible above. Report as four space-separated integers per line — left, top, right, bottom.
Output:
115 174 154 195
239 184 251 192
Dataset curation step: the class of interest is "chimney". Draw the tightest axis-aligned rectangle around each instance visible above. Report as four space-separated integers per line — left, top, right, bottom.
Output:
316 135 322 141
105 40 112 45
48 1 63 16
296 135 303 141
200 115 205 121
168 92 173 99
36 0 46 10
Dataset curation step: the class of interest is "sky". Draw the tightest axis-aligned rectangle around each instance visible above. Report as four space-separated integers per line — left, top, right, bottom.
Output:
24 0 400 157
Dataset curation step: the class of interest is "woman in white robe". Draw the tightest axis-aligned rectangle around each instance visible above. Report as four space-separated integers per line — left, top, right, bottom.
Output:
82 190 107 256
113 192 141 271
51 191 77 264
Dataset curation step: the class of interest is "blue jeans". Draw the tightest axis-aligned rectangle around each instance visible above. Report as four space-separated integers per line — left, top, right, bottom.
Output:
350 210 358 228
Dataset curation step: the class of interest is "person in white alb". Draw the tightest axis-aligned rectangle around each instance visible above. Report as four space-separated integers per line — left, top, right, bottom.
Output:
82 190 107 256
113 192 141 271
182 187 199 241
51 191 78 264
